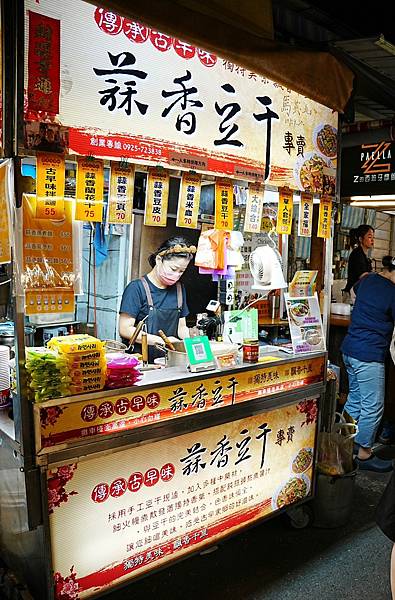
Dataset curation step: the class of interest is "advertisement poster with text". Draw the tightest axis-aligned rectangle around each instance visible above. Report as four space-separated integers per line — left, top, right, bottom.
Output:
48 399 318 599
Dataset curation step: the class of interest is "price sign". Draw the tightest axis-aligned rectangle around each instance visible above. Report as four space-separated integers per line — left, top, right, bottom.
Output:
36 152 65 219
244 183 264 233
317 196 332 239
144 168 169 227
298 192 313 237
215 178 233 230
276 187 293 235
176 172 201 229
75 157 104 222
108 162 134 225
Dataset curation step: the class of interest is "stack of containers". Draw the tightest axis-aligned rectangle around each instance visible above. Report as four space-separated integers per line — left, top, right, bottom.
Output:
48 334 106 395
0 345 11 409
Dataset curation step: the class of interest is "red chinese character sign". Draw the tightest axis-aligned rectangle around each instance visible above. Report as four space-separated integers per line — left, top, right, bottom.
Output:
47 400 317 598
27 11 60 116
24 0 338 191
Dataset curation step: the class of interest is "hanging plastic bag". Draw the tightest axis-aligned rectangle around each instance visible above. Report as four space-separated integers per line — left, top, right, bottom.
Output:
318 413 358 476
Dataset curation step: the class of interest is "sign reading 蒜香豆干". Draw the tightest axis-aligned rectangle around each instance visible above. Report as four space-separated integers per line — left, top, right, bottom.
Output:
47 399 318 598
24 0 338 192
34 356 325 452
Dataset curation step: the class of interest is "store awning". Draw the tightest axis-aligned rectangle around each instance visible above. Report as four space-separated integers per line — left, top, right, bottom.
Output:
85 0 354 113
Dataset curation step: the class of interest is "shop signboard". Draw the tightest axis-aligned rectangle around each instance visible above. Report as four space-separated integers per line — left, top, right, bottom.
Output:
24 0 338 191
47 398 318 599
108 162 134 224
285 294 325 354
341 141 395 196
36 152 65 219
34 356 325 452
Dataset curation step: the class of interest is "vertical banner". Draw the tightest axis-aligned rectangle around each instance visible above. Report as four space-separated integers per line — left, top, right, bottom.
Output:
215 178 233 230
75 157 104 222
298 192 313 237
0 163 11 264
27 11 60 115
23 195 75 315
276 187 293 235
36 153 65 219
144 168 169 227
317 196 332 239
244 183 264 233
176 173 201 229
108 162 134 225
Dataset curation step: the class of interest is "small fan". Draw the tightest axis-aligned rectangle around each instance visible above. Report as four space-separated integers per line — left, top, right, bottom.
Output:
249 245 287 291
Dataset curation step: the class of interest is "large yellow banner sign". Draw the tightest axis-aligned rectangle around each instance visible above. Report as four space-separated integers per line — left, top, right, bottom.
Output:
22 195 75 315
47 399 318 598
0 162 11 264
34 355 325 452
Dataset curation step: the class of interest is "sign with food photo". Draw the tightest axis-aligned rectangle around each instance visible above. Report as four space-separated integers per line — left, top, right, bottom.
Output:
24 0 338 191
285 293 326 354
48 399 318 599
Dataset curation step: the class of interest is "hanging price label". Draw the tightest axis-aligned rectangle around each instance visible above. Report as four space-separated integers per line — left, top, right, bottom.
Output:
0 164 11 264
144 168 169 227
75 157 104 222
244 183 264 233
215 178 233 230
298 192 313 237
317 196 332 239
276 187 293 235
177 172 201 229
36 152 65 219
108 162 134 225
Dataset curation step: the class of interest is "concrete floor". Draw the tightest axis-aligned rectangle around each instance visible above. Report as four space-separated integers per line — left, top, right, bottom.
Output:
106 470 393 600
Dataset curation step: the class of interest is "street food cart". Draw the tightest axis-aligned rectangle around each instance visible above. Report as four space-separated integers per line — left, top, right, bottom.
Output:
0 0 353 598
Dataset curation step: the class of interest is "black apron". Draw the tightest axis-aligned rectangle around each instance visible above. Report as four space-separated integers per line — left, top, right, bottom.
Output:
133 277 183 363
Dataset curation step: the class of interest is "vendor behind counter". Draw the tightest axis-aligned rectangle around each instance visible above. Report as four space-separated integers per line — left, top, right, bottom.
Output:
119 237 196 362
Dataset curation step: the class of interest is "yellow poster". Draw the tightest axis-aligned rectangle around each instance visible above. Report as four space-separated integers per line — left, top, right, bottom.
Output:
75 157 104 222
0 163 11 264
276 187 293 235
46 400 317 598
108 162 134 225
34 356 325 452
176 172 201 229
298 192 313 237
244 183 264 233
317 196 332 239
144 168 169 227
22 194 75 315
36 152 65 219
215 178 233 230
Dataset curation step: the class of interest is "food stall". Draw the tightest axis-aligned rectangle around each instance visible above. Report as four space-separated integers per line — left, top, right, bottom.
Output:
0 1 351 599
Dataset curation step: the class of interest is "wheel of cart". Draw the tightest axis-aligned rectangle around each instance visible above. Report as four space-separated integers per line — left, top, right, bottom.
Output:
285 503 314 529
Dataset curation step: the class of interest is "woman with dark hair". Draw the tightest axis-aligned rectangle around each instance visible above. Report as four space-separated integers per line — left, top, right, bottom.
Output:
344 224 374 293
341 255 395 472
119 236 196 362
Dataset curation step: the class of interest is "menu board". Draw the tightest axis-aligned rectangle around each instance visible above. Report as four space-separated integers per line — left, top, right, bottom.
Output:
284 293 325 354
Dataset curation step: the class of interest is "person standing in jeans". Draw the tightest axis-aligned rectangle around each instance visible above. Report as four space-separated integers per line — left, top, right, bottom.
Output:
342 255 395 472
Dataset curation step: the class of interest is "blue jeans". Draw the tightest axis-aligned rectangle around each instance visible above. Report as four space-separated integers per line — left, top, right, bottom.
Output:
343 354 385 448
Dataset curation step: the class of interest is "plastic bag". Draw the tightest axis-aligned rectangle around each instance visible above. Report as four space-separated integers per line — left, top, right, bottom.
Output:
318 413 358 476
